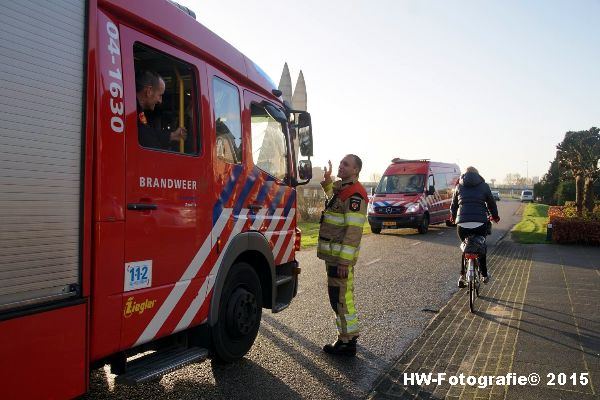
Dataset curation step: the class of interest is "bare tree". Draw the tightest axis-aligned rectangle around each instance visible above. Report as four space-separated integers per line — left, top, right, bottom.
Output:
504 173 522 186
369 173 381 184
515 175 527 187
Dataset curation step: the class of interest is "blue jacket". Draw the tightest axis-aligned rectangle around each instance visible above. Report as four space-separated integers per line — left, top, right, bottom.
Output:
450 172 498 224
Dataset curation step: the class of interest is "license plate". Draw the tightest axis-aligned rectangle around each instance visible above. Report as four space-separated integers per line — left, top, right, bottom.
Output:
383 221 396 227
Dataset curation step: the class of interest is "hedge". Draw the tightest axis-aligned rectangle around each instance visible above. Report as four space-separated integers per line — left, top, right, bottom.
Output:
551 217 600 245
548 205 600 245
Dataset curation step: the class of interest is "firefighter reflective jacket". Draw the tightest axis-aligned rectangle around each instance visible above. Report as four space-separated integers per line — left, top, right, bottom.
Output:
317 178 368 266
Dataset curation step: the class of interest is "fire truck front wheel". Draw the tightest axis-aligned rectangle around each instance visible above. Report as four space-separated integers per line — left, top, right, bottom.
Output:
417 214 430 234
211 262 263 363
370 225 382 234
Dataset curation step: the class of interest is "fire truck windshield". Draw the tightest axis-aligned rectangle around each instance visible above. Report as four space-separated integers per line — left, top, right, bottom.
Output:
376 174 426 194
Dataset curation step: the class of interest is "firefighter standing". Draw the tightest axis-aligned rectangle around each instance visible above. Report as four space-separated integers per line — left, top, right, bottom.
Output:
318 154 368 356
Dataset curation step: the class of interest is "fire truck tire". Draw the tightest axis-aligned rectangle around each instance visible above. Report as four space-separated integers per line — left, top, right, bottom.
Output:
370 225 382 234
211 262 262 363
417 214 429 234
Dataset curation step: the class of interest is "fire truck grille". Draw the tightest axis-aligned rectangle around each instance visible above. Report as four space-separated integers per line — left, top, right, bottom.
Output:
375 206 405 214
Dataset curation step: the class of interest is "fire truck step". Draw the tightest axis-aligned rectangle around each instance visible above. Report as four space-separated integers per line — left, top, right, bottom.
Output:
275 275 293 286
273 302 290 312
116 347 208 385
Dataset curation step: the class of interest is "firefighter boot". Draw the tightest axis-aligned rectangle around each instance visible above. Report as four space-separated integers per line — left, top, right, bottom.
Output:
323 338 357 356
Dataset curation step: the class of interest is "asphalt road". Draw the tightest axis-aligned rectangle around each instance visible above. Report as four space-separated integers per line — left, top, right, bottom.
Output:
84 200 523 399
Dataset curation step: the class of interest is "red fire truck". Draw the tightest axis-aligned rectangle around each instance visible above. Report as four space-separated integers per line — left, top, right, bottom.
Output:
368 159 460 234
0 1 313 398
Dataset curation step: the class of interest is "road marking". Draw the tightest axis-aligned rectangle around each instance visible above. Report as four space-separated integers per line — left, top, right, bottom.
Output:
364 258 381 266
437 232 444 236
411 241 421 246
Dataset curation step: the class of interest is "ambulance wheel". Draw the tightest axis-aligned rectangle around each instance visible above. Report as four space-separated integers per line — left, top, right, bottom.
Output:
211 262 262 363
418 214 429 234
371 225 382 234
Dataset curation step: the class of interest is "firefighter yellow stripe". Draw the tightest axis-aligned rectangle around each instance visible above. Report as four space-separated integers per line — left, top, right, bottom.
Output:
339 244 358 261
345 212 366 227
318 241 360 261
344 266 358 333
318 242 342 255
322 212 345 226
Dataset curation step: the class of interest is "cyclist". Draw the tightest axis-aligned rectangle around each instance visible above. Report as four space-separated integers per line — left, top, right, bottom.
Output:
450 166 499 288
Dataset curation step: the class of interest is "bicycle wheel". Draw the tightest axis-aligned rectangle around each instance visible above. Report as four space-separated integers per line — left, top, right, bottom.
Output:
468 259 476 313
475 259 481 297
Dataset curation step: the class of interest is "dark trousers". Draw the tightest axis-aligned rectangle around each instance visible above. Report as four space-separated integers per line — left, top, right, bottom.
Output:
457 224 488 276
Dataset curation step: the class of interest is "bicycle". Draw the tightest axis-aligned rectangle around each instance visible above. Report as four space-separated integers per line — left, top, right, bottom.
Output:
460 235 486 313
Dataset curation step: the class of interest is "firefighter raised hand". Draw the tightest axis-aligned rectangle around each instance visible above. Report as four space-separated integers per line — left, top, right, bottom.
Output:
322 160 333 185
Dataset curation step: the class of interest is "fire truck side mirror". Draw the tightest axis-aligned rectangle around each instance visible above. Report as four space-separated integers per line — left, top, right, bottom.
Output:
298 160 312 181
297 112 313 157
297 112 311 128
263 102 287 124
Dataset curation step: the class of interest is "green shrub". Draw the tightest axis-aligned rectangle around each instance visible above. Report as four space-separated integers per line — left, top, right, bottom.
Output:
552 204 600 220
556 181 576 205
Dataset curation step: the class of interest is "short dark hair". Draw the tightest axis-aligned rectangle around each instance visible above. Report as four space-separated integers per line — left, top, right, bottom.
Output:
347 154 362 173
135 70 162 93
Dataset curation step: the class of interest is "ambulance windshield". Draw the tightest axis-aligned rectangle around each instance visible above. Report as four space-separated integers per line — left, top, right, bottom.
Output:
376 174 425 194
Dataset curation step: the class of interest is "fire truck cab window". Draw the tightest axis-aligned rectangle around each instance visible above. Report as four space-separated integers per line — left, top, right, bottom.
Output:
434 173 449 193
376 174 425 194
250 103 288 181
212 77 242 164
133 43 199 155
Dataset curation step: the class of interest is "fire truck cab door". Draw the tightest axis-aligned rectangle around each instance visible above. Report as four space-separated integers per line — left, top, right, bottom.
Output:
121 29 213 347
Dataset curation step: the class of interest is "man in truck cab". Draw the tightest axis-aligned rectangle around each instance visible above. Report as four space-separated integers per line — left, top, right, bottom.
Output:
135 69 187 150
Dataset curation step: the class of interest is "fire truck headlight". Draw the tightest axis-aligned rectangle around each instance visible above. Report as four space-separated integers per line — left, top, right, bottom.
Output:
367 203 374 214
406 203 420 213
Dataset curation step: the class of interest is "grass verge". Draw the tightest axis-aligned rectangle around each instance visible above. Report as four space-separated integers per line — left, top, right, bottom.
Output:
511 203 550 244
298 221 371 249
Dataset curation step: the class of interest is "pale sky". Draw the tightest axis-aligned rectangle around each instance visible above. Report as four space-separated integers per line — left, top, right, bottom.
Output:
177 0 599 184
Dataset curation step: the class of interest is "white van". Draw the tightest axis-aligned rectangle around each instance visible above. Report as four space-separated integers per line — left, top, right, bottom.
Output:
520 190 534 202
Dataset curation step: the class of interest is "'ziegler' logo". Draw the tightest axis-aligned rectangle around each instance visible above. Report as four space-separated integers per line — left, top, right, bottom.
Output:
124 297 157 318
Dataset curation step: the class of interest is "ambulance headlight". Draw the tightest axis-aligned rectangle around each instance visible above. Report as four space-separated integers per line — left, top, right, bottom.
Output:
406 203 420 213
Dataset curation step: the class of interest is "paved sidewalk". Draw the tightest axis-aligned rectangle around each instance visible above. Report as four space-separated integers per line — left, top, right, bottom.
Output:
368 240 600 399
